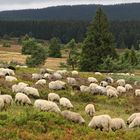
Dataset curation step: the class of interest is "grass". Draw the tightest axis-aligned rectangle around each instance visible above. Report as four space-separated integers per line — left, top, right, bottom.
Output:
0 68 140 139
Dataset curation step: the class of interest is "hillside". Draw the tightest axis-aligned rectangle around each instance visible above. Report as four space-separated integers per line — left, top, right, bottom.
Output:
0 3 140 21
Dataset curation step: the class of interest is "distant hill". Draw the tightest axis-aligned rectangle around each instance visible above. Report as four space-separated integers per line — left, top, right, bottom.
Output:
0 3 140 21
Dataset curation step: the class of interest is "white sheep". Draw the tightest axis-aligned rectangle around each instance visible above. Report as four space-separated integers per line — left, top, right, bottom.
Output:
89 83 98 94
53 72 62 80
85 104 95 117
0 95 13 106
61 110 85 124
15 93 32 105
80 85 90 93
49 80 66 90
56 70 67 75
35 79 46 85
60 97 73 109
105 77 114 84
88 77 98 83
127 113 140 124
12 82 28 93
48 93 60 102
129 117 140 128
135 89 140 96
111 118 126 131
88 114 112 131
117 86 126 94
67 77 77 85
0 98 4 110
43 73 52 80
34 99 61 113
0 68 15 76
125 84 133 91
107 89 118 98
116 79 125 86
23 87 40 97
95 72 102 76
100 81 108 87
32 73 42 80
5 76 17 82
72 71 78 77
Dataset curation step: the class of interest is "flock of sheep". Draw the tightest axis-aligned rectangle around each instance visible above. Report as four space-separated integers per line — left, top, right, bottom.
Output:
0 67 140 132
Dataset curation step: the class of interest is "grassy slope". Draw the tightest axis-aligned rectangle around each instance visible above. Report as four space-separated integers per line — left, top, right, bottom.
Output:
0 68 140 139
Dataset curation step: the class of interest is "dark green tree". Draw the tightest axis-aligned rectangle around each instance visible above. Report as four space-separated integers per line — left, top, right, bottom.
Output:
80 8 117 71
49 37 61 58
67 39 79 70
129 48 138 66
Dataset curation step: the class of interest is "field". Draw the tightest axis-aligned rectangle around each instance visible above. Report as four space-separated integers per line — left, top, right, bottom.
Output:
0 40 140 140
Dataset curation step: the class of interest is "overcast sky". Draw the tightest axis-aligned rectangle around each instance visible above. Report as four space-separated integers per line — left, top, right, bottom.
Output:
0 0 140 11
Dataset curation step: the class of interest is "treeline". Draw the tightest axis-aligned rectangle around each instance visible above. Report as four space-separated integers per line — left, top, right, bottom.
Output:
0 20 140 49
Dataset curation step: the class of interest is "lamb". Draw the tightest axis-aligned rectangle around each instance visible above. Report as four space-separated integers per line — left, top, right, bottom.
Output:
71 71 78 77
80 85 90 93
0 95 13 106
48 93 60 102
35 79 46 85
34 99 61 113
85 104 95 117
5 76 17 82
0 98 4 111
125 84 133 91
127 113 140 124
116 79 125 86
100 81 108 87
49 80 66 90
23 87 40 97
135 89 140 96
88 77 98 83
67 77 77 85
60 97 73 109
110 118 126 131
107 88 118 98
88 114 112 131
61 110 85 124
15 93 32 105
129 117 140 128
32 73 42 80
53 72 62 80
117 86 126 94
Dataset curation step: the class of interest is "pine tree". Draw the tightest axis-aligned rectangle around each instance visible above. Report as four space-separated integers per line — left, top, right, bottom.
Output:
80 8 117 71
49 37 61 58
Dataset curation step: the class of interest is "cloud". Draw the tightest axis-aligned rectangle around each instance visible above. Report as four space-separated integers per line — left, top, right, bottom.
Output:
0 0 139 11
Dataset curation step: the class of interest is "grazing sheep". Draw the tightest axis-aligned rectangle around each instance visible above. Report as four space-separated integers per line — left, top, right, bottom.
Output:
53 72 62 80
127 113 140 124
35 79 46 85
100 81 108 87
111 118 126 131
95 86 107 95
131 74 135 76
0 95 13 106
85 104 95 117
117 86 126 94
88 114 112 131
23 87 40 97
135 89 140 96
34 99 61 113
15 93 32 105
43 73 52 80
0 68 15 76
88 77 98 83
116 79 125 86
5 76 17 82
60 97 73 109
12 82 28 93
16 65 28 68
89 83 98 94
46 68 54 74
95 72 102 76
107 89 118 98
40 68 48 74
0 98 4 110
129 117 140 128
80 85 90 93
125 84 133 91
56 70 68 75
61 110 85 124
134 81 140 86
48 93 60 102
72 71 78 77
67 77 77 85
105 77 114 84
49 80 66 90
32 73 42 80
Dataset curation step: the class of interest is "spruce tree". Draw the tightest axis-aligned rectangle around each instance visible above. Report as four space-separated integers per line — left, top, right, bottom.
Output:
80 8 117 71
